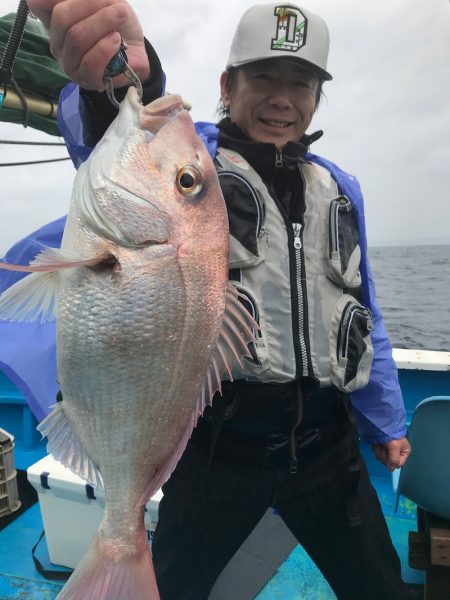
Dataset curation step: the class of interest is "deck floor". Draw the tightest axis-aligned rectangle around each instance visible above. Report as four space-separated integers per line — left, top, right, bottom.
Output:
0 471 424 600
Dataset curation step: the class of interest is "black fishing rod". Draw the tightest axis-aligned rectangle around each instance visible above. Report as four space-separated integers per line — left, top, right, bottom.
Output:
0 0 30 107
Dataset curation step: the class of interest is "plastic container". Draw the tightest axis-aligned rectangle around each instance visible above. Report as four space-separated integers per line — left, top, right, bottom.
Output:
27 454 162 569
0 427 21 517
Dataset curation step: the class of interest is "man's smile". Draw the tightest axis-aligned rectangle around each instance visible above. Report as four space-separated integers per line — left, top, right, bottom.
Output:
259 118 294 128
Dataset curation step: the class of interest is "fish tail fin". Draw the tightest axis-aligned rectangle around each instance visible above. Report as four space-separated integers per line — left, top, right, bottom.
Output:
57 531 159 600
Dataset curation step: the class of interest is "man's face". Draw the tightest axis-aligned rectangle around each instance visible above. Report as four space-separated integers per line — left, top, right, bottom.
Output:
220 59 320 149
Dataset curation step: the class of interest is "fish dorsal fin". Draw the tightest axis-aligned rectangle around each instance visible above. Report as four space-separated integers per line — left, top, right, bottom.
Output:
141 283 258 498
38 403 104 491
0 246 111 322
196 282 258 420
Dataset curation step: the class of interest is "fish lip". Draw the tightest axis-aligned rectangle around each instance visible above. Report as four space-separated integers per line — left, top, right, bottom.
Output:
142 94 185 118
127 86 143 111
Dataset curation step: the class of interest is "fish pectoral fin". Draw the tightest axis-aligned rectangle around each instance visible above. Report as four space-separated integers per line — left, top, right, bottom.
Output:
38 402 104 490
0 245 112 273
0 246 113 322
0 271 58 322
198 282 259 415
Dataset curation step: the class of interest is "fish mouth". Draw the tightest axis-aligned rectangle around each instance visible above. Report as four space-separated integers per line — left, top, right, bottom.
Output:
138 94 186 135
143 94 185 117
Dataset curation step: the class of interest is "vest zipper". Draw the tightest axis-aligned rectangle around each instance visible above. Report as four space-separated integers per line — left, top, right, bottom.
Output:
292 222 309 376
337 303 373 360
329 196 351 257
275 149 283 167
289 381 304 475
269 158 312 380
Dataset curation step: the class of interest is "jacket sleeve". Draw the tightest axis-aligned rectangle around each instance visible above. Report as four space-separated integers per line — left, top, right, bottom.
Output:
345 179 407 445
350 256 408 445
306 153 407 445
58 39 165 168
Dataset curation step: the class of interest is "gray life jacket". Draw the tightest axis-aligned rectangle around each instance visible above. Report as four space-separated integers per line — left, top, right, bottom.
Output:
216 147 374 393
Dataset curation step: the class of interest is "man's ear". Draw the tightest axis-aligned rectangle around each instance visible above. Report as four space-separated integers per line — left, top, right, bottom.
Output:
220 71 231 108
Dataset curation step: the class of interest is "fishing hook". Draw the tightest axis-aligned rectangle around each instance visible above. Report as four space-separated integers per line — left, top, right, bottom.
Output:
103 38 143 109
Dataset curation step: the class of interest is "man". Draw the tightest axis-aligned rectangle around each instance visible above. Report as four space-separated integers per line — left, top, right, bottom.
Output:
27 1 415 598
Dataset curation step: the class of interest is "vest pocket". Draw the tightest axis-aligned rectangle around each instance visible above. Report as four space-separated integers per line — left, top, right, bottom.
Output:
218 171 266 268
329 295 374 392
229 234 265 269
327 196 362 288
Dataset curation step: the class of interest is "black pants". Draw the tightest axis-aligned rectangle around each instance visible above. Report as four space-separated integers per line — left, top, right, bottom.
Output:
152 423 412 600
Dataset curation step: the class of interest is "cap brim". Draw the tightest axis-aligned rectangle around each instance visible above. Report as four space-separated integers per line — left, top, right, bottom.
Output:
227 56 332 81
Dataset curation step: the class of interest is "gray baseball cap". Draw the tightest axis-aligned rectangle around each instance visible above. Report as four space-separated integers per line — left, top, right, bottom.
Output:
226 3 332 81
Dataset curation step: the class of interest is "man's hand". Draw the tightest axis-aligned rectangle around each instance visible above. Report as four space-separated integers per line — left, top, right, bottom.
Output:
27 0 150 91
372 437 411 472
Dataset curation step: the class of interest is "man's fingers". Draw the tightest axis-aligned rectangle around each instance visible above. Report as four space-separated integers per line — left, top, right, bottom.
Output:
372 438 412 472
50 0 127 57
59 22 123 89
72 32 122 91
28 0 63 30
396 439 412 469
29 0 149 90
386 446 402 471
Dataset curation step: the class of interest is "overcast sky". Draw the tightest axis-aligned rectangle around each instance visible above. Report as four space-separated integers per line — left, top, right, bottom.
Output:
1 0 449 256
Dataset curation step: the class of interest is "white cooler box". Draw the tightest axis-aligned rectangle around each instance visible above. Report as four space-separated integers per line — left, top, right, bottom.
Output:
27 454 163 570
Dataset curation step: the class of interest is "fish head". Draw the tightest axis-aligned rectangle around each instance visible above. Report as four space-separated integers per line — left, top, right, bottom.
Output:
74 88 228 260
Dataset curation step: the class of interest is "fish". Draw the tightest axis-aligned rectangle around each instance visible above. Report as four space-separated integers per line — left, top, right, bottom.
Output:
0 88 256 599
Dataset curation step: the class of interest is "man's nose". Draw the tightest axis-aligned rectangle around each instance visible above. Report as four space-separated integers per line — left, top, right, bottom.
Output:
267 84 293 108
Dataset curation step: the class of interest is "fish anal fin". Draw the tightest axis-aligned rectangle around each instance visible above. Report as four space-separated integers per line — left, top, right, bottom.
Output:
38 403 104 490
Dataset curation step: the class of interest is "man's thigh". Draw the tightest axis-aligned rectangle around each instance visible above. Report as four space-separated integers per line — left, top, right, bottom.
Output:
152 442 274 600
275 453 409 600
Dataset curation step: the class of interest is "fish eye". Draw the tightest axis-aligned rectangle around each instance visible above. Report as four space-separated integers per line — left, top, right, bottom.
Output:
176 165 204 198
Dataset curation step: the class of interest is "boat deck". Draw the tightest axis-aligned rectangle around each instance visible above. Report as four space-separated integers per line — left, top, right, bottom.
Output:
0 457 423 599
2 350 450 599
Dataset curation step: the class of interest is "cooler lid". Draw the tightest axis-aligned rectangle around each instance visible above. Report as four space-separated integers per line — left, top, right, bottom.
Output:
27 454 104 502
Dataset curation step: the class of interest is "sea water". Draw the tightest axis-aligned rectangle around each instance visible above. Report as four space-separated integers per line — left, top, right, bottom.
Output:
369 244 450 352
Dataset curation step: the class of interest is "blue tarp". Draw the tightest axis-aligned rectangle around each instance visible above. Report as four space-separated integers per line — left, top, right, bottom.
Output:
0 217 66 420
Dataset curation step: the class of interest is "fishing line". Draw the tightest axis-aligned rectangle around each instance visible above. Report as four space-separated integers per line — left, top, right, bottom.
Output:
0 157 70 167
0 140 66 146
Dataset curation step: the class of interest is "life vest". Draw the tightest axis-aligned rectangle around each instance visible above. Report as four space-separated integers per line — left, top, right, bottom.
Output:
216 147 374 392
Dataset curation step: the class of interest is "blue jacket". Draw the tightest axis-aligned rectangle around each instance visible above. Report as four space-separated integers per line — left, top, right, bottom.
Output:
0 82 406 444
